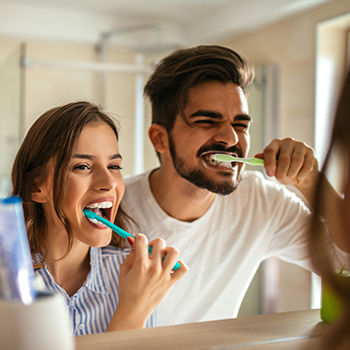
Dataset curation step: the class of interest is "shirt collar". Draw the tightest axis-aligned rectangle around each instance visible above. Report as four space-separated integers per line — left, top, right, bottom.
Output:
85 247 108 294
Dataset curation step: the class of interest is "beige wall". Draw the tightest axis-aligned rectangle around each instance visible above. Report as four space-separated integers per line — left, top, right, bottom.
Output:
225 0 350 149
0 38 142 176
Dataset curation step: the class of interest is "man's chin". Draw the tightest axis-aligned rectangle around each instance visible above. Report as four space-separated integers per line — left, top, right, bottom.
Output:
180 170 242 196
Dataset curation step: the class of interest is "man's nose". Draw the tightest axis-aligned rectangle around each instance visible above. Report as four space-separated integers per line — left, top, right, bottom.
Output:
213 123 239 147
93 168 118 191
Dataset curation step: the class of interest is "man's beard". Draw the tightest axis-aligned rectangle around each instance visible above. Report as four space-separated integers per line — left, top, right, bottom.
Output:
168 134 242 196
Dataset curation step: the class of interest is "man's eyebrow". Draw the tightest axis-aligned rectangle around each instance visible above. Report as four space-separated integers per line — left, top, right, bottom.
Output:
72 154 122 160
189 110 222 119
234 114 252 123
189 110 252 122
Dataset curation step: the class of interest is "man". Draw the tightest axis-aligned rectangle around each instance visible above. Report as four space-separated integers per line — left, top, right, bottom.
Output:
121 45 349 326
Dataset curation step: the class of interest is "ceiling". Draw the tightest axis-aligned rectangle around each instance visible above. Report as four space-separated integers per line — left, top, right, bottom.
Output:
0 0 334 46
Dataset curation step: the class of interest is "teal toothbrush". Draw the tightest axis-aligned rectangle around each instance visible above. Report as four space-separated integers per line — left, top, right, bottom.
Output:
212 154 264 166
83 209 181 271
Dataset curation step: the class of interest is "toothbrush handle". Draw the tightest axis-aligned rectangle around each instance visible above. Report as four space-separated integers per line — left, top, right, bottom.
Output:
249 158 265 166
114 227 181 270
83 210 181 270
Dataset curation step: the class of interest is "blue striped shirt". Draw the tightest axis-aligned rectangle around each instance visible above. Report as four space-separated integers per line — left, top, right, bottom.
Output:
35 246 156 335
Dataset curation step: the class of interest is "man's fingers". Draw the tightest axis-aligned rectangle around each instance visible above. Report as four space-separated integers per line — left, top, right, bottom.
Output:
262 138 316 182
263 139 282 177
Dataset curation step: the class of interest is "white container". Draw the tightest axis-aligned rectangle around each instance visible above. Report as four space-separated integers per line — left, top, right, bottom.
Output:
0 292 74 350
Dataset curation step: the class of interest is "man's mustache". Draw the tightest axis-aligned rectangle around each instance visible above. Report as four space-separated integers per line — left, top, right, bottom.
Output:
197 144 243 158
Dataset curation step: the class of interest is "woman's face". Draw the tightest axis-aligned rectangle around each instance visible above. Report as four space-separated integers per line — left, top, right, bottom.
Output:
41 122 125 249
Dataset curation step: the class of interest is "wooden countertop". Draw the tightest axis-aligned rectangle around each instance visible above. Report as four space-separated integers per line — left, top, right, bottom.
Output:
75 309 329 349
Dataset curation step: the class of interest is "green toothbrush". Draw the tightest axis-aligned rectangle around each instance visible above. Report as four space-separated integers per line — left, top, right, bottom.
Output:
211 154 264 166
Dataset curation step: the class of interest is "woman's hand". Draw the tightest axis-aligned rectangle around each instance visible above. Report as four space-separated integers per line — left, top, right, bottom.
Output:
106 234 188 331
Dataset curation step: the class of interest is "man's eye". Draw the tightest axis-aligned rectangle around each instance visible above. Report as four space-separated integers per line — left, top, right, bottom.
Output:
233 123 249 130
194 120 216 125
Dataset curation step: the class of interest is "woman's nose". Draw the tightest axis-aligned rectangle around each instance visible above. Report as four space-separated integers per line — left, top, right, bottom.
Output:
213 123 239 147
93 168 118 191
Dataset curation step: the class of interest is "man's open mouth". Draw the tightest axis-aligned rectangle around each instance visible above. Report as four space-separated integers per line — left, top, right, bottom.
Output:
84 201 113 225
201 151 238 170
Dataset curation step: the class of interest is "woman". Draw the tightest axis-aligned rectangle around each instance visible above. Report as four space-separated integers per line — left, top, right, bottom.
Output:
310 71 350 349
11 101 188 335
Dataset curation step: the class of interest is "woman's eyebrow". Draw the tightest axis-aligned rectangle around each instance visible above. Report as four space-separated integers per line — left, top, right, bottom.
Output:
72 154 122 160
110 154 122 160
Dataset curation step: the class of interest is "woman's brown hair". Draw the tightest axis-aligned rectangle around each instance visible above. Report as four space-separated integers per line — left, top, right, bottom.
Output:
11 101 130 261
310 70 350 306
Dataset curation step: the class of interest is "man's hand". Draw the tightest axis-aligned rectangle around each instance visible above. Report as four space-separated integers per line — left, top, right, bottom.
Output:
255 138 319 201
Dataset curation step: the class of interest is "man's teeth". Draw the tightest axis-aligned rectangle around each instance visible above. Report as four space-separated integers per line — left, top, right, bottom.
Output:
85 201 112 209
206 156 233 168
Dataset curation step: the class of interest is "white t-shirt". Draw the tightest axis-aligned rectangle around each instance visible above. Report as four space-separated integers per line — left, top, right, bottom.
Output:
122 170 345 326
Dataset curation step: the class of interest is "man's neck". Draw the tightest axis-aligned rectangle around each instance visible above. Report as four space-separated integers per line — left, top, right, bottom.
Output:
149 167 216 222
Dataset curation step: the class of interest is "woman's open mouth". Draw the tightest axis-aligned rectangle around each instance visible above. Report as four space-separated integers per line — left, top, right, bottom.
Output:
84 201 113 226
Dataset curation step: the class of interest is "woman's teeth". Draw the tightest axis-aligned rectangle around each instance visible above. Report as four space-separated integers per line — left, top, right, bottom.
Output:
87 218 104 225
85 201 112 209
84 201 112 224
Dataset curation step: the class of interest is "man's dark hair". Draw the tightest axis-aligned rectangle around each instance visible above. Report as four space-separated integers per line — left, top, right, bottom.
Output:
144 45 255 134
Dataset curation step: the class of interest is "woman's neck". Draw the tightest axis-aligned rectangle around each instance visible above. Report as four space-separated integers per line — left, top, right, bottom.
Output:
43 232 91 297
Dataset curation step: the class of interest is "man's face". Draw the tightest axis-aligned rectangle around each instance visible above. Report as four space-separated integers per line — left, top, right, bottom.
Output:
168 81 251 195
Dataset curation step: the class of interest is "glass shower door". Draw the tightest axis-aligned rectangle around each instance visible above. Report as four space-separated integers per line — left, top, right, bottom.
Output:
0 44 24 197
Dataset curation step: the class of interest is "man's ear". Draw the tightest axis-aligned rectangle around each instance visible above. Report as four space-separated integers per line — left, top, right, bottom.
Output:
148 124 169 154
31 181 49 203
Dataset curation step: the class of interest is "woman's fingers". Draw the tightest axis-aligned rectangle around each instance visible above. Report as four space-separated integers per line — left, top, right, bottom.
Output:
117 234 188 329
133 233 150 264
149 238 166 263
126 234 187 280
170 260 189 281
161 246 180 270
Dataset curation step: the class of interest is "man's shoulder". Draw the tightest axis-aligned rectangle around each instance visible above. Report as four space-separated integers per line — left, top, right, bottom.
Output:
240 170 270 188
124 171 149 186
122 170 155 208
123 170 152 196
238 170 298 201
241 170 265 181
239 170 310 211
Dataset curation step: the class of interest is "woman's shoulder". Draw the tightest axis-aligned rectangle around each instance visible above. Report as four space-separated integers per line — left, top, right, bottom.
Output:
100 245 131 257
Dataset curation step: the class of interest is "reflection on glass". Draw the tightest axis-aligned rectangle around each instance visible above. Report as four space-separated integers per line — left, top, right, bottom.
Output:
0 44 24 197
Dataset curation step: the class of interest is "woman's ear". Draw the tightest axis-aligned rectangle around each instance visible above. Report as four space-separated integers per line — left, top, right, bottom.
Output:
31 180 49 203
148 124 169 154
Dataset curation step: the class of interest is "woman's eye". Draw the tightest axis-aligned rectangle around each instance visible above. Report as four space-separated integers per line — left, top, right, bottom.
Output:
73 164 90 171
109 164 123 170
